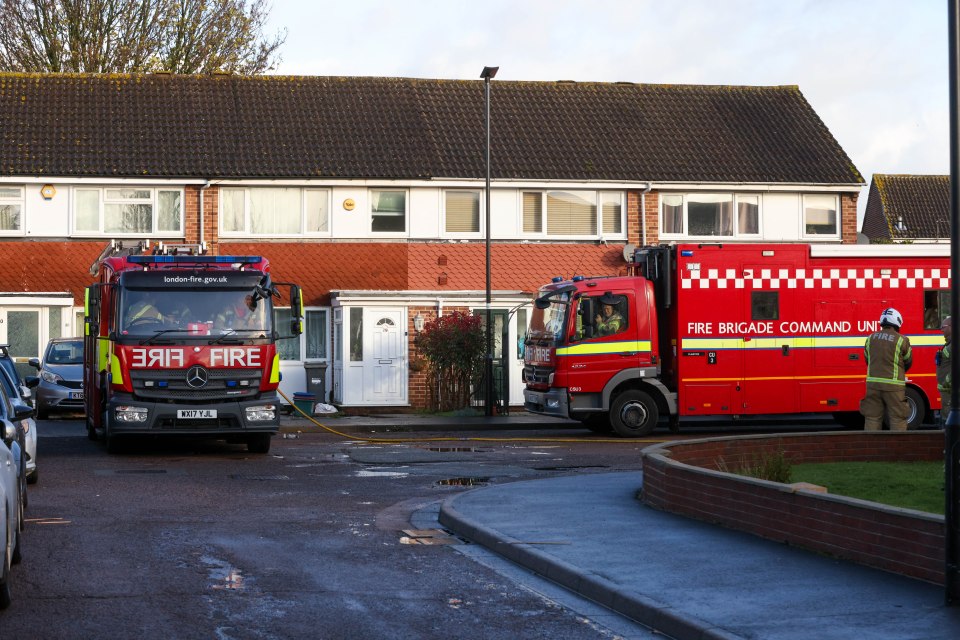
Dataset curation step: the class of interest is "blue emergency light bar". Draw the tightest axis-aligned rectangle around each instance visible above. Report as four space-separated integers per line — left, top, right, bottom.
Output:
128 255 261 265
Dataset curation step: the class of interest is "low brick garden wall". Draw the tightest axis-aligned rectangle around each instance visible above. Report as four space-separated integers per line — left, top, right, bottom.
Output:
640 432 946 584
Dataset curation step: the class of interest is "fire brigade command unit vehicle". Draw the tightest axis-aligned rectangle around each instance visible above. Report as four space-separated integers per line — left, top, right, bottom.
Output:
84 241 303 453
523 243 949 436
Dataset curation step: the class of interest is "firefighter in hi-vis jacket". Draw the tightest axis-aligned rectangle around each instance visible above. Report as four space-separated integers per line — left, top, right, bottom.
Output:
937 315 952 425
860 308 913 431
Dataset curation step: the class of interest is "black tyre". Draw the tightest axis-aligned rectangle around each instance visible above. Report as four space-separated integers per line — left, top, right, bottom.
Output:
610 389 659 438
27 468 38 486
0 543 10 609
905 387 926 430
247 433 272 454
87 416 99 441
11 527 21 566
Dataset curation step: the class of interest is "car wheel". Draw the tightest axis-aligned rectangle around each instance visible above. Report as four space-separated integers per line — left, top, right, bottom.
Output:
36 407 48 420
247 433 272 454
0 533 11 610
610 389 659 438
11 526 21 566
27 468 38 486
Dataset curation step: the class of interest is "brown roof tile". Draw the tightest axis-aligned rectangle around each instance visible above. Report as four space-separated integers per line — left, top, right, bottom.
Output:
0 241 104 300
0 73 862 185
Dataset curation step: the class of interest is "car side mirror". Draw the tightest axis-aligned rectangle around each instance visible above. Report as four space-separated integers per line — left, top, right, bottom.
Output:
24 376 40 389
28 357 40 370
12 402 34 421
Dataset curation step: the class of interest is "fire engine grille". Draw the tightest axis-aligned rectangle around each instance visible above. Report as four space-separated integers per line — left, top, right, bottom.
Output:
130 368 262 402
523 365 552 386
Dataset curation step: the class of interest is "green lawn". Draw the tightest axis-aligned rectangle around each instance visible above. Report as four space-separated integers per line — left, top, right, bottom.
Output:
790 461 944 515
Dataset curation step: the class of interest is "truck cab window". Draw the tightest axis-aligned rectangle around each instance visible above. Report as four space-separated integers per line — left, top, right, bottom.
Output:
924 290 949 330
591 295 628 337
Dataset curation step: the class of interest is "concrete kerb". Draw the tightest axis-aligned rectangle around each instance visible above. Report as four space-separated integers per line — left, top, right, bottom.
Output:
438 490 736 640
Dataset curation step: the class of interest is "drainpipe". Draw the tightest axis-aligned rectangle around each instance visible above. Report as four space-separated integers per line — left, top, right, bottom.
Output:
199 179 212 248
640 183 652 247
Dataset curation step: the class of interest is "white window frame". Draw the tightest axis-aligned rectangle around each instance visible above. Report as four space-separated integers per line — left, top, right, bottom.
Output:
71 186 184 237
801 193 840 240
442 189 483 238
274 306 330 362
0 185 24 236
520 190 626 240
659 192 764 240
370 189 408 236
218 187 331 237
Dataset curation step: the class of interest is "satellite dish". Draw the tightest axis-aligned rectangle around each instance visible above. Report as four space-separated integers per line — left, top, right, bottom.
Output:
622 243 637 262
856 233 870 245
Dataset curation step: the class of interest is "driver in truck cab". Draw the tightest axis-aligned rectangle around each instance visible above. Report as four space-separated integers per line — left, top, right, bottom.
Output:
127 293 163 325
595 302 624 336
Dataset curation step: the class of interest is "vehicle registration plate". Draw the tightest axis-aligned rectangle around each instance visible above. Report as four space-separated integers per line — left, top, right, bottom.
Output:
178 409 217 419
69 391 84 400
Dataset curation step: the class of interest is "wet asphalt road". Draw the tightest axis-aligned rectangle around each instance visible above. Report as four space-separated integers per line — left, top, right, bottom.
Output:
2 418 660 640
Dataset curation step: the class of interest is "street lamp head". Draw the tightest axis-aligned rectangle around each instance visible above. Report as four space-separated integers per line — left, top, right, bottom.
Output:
480 66 499 80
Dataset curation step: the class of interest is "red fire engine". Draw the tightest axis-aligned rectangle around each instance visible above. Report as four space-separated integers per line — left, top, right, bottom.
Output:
523 243 949 436
83 241 303 453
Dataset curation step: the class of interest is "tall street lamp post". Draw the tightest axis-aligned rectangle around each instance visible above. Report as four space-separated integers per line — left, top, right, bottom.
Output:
946 0 960 605
481 65 498 417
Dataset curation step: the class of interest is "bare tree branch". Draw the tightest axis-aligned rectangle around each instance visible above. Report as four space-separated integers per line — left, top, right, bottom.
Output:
0 0 285 73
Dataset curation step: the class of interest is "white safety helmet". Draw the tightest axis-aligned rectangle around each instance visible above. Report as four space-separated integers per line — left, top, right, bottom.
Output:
880 308 903 328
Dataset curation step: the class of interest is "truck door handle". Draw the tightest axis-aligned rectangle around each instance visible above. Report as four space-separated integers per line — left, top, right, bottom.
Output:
781 345 790 356
620 352 638 357
848 353 859 361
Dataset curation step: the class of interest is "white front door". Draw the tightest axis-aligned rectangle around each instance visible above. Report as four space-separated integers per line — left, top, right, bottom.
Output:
362 307 406 404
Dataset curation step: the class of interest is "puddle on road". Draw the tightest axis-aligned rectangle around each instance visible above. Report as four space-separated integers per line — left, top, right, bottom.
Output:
203 555 248 591
436 477 490 487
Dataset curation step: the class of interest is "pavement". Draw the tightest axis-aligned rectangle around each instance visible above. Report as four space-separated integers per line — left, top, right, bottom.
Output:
284 410 960 639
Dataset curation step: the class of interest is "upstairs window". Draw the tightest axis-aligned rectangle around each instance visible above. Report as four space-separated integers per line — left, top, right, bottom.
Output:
371 190 407 233
0 186 23 234
444 190 481 234
660 192 761 239
221 187 329 236
803 194 839 237
74 187 182 235
522 190 624 238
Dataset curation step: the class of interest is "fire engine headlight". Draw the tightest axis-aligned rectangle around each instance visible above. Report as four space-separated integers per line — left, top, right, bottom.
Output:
41 370 63 384
245 404 276 422
116 405 148 423
546 398 561 409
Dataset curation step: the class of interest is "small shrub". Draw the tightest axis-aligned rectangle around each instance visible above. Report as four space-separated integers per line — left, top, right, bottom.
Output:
716 448 792 483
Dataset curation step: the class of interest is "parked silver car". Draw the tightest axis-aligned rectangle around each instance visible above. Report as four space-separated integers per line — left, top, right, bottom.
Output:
0 381 25 610
0 346 38 486
30 338 84 420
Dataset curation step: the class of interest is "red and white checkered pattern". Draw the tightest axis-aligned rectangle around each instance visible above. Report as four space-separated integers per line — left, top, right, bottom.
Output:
681 267 952 290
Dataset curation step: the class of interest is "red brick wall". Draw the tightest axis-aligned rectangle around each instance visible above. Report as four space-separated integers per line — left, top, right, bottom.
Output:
840 191 860 244
641 432 945 584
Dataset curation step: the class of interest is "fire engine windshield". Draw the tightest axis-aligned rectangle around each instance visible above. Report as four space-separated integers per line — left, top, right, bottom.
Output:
528 291 570 342
119 289 272 337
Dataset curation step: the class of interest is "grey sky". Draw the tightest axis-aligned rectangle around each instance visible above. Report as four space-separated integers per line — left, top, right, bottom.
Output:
265 1 948 222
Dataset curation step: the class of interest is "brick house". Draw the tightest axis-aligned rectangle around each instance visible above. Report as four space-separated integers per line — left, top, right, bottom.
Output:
0 73 863 410
861 174 951 243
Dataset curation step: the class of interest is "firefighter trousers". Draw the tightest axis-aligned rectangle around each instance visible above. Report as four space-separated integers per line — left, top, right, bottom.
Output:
860 386 908 431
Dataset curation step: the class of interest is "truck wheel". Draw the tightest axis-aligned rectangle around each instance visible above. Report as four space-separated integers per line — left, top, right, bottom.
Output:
905 387 926 430
247 433 271 454
610 390 658 437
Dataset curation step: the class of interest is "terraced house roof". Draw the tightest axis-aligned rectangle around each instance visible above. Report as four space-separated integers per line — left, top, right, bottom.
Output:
861 174 951 241
0 73 862 184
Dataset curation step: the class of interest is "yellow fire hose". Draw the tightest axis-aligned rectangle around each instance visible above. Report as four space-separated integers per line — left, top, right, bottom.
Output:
277 389 663 445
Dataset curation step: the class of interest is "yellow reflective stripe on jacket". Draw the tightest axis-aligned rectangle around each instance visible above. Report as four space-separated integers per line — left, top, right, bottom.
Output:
556 340 651 356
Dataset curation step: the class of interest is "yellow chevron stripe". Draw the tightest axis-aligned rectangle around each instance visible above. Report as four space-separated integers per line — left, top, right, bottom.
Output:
556 340 652 356
682 335 942 350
